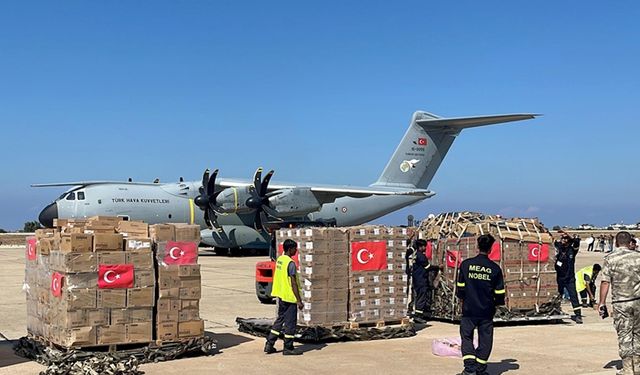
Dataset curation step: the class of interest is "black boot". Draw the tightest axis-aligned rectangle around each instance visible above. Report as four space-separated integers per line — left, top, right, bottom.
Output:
264 342 277 354
283 338 302 356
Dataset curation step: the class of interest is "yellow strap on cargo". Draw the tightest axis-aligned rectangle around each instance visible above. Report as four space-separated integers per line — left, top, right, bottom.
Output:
495 289 505 294
188 198 195 224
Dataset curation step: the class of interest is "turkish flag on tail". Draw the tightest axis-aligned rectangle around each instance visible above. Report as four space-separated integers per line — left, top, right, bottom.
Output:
351 241 387 271
163 241 198 265
489 242 501 261
98 264 134 289
26 237 37 261
528 243 549 262
51 272 63 297
446 250 461 268
425 241 433 260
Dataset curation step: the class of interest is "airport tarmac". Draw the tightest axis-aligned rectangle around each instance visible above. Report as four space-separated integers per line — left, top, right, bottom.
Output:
0 246 621 375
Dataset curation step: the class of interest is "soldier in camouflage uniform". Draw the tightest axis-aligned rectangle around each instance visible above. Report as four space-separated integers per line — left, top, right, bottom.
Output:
599 231 640 375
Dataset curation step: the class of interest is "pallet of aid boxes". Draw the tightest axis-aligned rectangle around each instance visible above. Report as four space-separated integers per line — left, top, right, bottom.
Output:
276 228 350 327
151 223 204 342
26 216 155 347
348 225 413 325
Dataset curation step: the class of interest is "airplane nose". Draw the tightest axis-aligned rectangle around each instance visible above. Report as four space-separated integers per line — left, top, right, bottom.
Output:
38 203 58 228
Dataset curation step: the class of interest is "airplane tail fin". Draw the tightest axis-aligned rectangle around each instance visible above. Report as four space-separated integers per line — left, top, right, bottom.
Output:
372 111 538 190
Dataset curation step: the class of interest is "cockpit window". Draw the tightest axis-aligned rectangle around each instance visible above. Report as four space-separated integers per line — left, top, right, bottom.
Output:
77 191 85 200
58 193 67 200
66 192 76 201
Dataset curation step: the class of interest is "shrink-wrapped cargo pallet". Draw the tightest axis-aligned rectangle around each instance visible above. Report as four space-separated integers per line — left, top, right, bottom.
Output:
24 218 205 349
25 217 155 347
417 212 565 321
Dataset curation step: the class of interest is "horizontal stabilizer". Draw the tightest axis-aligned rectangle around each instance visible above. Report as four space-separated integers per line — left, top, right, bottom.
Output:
31 181 159 187
416 113 539 130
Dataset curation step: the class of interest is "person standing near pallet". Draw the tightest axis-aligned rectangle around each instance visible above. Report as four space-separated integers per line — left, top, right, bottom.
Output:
575 263 601 307
598 231 640 374
554 231 583 324
455 234 506 375
264 239 304 356
407 239 437 322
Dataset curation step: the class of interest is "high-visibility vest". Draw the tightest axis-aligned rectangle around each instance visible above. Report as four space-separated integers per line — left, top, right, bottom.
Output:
271 255 300 303
575 265 594 292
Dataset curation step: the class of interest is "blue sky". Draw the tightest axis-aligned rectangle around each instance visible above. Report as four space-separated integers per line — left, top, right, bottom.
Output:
1 1 639 230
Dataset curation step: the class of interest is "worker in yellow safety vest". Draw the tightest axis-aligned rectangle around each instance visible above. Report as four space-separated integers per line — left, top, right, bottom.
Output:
265 239 304 356
576 263 601 308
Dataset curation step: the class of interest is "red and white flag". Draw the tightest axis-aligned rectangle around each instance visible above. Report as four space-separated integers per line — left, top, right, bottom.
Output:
26 237 37 261
98 264 134 289
51 272 63 297
163 241 198 265
351 241 387 271
488 242 501 261
528 243 549 262
417 138 427 146
425 241 433 260
446 250 461 268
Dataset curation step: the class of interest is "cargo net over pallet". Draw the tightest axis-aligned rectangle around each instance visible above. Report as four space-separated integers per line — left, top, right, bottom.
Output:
276 225 413 328
417 212 565 322
24 217 205 350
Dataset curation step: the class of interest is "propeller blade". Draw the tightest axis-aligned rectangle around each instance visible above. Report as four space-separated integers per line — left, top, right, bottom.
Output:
254 208 263 231
207 169 219 198
253 167 263 194
260 170 274 196
263 205 280 219
202 169 210 193
204 209 211 229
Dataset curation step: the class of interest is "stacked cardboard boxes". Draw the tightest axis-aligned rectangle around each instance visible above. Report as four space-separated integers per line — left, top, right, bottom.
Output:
26 217 155 347
348 226 412 323
276 228 349 327
152 224 204 341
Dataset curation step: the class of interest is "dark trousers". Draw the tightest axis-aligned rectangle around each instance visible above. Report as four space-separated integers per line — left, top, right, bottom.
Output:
579 283 597 304
558 277 582 317
460 317 494 373
414 284 429 316
266 299 297 349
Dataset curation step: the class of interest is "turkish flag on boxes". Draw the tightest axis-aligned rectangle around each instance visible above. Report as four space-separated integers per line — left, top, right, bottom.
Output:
350 241 388 271
527 243 550 262
98 264 134 289
161 241 198 265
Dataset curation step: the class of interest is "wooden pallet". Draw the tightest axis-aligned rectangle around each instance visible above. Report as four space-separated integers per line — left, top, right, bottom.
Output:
344 317 412 330
29 335 152 353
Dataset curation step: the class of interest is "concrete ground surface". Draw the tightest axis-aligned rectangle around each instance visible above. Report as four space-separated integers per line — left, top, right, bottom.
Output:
0 246 621 375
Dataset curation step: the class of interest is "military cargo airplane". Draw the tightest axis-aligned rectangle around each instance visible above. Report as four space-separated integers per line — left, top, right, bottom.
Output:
34 111 537 251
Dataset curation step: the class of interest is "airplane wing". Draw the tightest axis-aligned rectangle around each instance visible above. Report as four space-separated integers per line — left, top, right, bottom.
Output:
416 113 540 130
31 181 160 187
218 179 435 204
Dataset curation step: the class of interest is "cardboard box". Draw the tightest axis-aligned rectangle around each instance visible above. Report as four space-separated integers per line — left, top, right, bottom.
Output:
124 238 152 252
179 276 201 288
179 287 201 300
179 309 200 322
126 322 152 343
53 218 69 228
85 222 117 234
50 252 96 273
181 299 199 310
134 269 156 288
172 224 201 242
127 288 154 307
60 233 93 253
157 311 179 323
149 224 175 242
178 320 204 338
157 322 178 341
97 251 126 265
127 249 153 269
88 216 122 226
97 324 126 345
62 289 97 310
117 221 149 237
129 308 153 323
158 298 181 312
178 265 201 277
93 233 123 251
110 309 129 325
97 289 127 308
65 273 98 289
158 288 180 299
54 309 86 328
58 326 96 347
